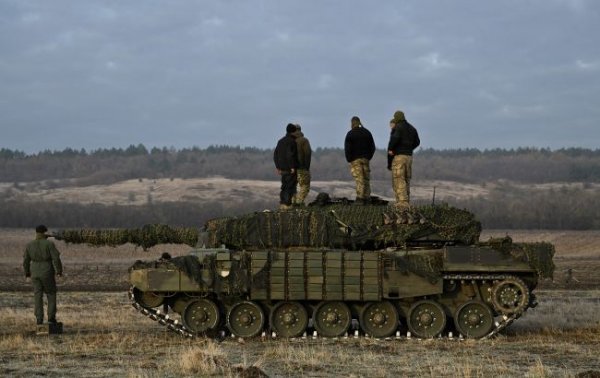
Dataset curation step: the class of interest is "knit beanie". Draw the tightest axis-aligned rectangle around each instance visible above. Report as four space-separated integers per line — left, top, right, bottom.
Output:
393 110 405 122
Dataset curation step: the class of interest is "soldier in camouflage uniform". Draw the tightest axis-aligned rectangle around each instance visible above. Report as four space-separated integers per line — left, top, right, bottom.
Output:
344 116 376 204
291 125 312 206
23 225 63 324
387 110 420 209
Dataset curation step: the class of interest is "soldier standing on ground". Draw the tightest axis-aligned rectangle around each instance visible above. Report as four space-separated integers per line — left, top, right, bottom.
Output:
387 110 420 209
291 124 312 206
344 116 376 204
23 225 63 325
274 123 299 210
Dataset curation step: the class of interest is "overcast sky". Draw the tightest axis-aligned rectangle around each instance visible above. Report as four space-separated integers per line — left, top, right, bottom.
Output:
1 0 599 153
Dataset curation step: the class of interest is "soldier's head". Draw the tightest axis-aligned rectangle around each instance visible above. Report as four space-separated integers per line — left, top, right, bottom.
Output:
286 123 297 134
389 119 396 129
393 110 406 122
35 224 48 236
351 116 361 128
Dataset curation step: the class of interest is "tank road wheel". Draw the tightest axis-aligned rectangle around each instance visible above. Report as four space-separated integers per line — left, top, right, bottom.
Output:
133 288 164 308
360 301 399 338
182 299 220 334
407 300 447 338
313 301 352 338
491 277 530 315
227 301 265 338
454 300 494 339
270 302 308 338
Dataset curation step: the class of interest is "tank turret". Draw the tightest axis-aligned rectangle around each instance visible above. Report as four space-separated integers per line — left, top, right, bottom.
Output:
54 196 482 250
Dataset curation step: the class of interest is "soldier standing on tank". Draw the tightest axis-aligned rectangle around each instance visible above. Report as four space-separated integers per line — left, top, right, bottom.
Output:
387 110 420 209
344 116 376 205
274 123 299 210
291 124 312 206
23 225 63 325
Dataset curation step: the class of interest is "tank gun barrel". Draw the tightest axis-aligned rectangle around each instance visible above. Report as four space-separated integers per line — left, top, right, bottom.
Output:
53 224 199 250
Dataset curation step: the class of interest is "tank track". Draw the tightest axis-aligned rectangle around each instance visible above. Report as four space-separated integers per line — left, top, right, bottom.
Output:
128 273 534 340
128 286 195 338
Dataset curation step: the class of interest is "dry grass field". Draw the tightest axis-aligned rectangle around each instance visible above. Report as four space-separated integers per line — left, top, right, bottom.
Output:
7 177 594 206
1 228 599 377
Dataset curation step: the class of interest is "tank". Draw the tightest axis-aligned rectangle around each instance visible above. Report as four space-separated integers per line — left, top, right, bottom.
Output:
55 196 555 339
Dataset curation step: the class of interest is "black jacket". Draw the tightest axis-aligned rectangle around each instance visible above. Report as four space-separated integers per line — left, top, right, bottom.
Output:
387 120 420 168
388 120 420 156
344 126 376 163
274 133 298 171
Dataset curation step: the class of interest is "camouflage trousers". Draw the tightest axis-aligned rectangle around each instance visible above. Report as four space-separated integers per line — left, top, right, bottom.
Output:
350 158 371 200
293 169 311 205
392 155 412 209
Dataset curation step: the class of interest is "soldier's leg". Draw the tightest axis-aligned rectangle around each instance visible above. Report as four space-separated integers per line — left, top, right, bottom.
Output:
406 156 413 202
295 169 310 204
281 172 297 207
32 277 44 324
392 156 409 209
350 161 363 200
44 276 57 322
280 176 287 204
361 159 371 199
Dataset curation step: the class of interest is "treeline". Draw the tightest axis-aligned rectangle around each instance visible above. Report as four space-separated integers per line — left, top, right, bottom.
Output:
0 199 270 229
1 145 600 185
1 186 598 229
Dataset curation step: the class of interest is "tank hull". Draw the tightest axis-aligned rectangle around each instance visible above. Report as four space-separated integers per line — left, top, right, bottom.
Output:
129 244 541 339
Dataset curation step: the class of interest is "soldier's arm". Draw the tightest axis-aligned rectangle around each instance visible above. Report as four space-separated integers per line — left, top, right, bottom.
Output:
388 127 401 151
23 248 31 277
273 146 279 169
344 133 352 162
413 129 421 149
49 242 63 276
302 139 312 165
368 131 376 159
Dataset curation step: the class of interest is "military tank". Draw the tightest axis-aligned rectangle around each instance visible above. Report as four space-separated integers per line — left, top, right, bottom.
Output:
55 195 555 339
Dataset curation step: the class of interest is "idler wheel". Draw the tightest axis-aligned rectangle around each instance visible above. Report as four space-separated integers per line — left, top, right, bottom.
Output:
491 277 530 315
133 288 164 309
359 301 399 338
454 300 494 339
270 301 308 338
182 299 220 334
313 301 352 338
227 301 265 338
407 299 447 338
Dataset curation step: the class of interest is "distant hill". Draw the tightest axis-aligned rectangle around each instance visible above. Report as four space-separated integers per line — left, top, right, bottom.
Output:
1 146 600 185
1 146 599 229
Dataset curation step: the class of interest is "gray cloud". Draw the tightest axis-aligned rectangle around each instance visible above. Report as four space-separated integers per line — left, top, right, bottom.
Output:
0 0 598 152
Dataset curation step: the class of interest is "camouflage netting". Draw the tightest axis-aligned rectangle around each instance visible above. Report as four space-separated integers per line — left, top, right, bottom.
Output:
204 200 482 250
52 196 482 251
54 224 199 250
482 237 556 279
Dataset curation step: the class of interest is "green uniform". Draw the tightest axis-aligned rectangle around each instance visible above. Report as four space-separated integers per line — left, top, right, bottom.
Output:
23 234 63 324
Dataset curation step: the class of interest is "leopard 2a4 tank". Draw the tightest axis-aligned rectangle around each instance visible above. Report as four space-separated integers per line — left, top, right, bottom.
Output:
56 196 555 339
